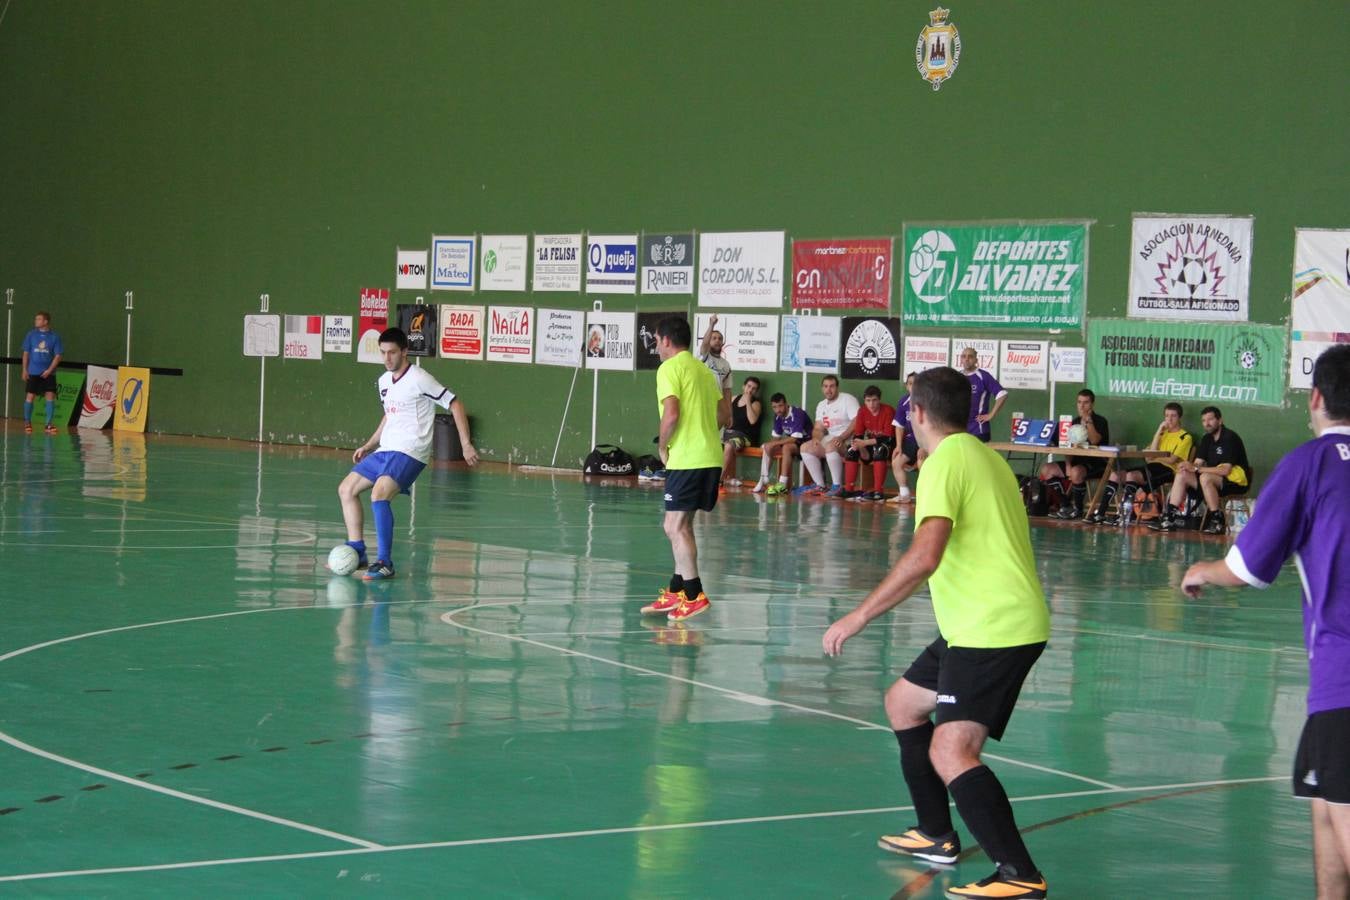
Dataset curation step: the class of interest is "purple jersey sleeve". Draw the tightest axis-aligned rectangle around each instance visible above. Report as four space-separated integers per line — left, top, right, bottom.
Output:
1228 449 1305 587
981 370 1004 397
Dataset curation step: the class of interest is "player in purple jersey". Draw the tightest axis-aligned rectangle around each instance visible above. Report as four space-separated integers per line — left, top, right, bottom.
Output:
888 372 925 503
752 393 811 495
958 348 1007 442
1182 345 1350 896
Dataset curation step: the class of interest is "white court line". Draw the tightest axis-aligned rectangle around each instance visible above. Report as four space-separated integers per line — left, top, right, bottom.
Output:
442 600 1123 790
0 775 1285 883
0 608 385 849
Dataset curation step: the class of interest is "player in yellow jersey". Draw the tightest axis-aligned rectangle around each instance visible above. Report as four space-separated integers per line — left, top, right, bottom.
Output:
824 366 1051 899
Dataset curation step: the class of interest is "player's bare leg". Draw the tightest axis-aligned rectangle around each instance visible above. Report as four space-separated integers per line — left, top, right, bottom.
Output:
1312 799 1350 899
338 472 374 541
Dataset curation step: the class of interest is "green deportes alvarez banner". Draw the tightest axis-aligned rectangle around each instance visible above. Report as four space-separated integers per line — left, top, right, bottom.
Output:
902 222 1087 330
1089 318 1287 408
54 369 85 426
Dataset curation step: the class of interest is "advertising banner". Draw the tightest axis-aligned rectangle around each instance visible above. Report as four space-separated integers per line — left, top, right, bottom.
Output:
79 365 118 429
902 335 951 374
357 288 389 364
431 235 477 291
533 233 583 292
999 340 1049 390
585 233 638 294
698 230 785 307
780 315 841 373
114 366 151 433
323 315 353 354
695 313 779 374
1290 227 1350 389
243 314 280 358
636 311 684 371
902 222 1087 329
1128 214 1253 321
951 338 999 376
1050 345 1086 383
436 304 483 360
397 303 437 357
480 235 529 292
283 315 323 360
396 249 428 290
1089 318 1286 408
791 238 893 309
485 306 533 363
584 311 636 371
841 316 901 381
536 308 586 368
53 369 84 427
641 232 695 295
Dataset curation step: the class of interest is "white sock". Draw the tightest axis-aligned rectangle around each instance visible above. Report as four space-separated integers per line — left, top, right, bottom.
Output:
825 451 844 485
802 453 825 486
760 453 772 480
778 474 789 484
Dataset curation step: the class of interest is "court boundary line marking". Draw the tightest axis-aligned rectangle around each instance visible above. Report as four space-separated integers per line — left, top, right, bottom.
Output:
442 601 1124 790
0 775 1284 883
0 607 385 849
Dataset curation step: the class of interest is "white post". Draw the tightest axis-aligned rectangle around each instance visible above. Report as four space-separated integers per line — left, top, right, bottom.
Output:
4 288 12 420
1046 342 1058 462
590 300 602 452
257 293 269 443
124 291 134 365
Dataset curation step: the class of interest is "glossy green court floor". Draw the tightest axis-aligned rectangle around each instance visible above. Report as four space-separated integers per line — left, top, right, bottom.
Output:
0 423 1315 897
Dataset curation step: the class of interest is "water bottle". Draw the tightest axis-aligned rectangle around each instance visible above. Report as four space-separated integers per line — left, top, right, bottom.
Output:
1120 493 1133 526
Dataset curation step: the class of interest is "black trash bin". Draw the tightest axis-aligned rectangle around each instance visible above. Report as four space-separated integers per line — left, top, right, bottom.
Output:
433 414 463 461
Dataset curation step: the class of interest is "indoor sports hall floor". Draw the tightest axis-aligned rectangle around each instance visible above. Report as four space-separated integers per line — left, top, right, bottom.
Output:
0 423 1313 897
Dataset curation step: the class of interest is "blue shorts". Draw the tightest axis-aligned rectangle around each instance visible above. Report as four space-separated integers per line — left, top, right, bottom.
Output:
352 450 425 493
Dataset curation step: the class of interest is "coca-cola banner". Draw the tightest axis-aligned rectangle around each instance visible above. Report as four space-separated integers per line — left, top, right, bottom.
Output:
485 306 533 364
791 238 893 309
79 365 118 428
999 340 1049 390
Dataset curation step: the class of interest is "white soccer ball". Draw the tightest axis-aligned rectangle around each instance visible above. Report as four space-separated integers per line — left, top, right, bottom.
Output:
327 544 360 576
1067 423 1089 447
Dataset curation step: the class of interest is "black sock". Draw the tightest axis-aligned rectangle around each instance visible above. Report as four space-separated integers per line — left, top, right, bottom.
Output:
683 577 703 598
895 723 953 836
668 573 684 593
1099 482 1117 514
948 765 1038 879
1069 484 1086 508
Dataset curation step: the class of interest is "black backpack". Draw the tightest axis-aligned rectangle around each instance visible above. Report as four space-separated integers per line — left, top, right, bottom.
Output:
1019 476 1049 516
583 444 636 476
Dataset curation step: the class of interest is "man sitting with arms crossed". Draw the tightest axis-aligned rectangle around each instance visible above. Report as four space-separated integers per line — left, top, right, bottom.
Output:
797 374 859 496
751 393 811 496
1152 405 1249 535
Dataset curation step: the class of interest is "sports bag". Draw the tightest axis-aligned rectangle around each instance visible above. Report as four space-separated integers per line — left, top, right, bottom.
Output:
1019 476 1049 517
583 444 636 476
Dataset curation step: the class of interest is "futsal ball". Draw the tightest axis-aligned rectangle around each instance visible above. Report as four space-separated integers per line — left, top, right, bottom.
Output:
327 544 360 576
1067 423 1090 447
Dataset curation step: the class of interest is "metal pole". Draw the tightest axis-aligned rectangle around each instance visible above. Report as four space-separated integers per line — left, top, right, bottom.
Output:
4 288 12 420
258 294 269 443
590 300 602 452
124 291 134 365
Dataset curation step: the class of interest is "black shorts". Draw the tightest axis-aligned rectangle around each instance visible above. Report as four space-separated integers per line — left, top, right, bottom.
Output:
1293 708 1350 804
25 374 56 395
1142 462 1175 486
899 437 919 462
1061 455 1107 480
1187 478 1248 500
903 636 1045 741
663 467 720 512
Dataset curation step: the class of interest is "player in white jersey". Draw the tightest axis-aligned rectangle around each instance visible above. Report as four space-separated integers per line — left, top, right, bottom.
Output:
337 328 479 579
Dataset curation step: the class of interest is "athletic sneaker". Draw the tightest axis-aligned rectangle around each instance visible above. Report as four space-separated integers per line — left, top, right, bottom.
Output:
641 589 684 616
44 425 58 435
363 561 395 580
667 592 710 622
946 866 1047 899
885 493 902 504
1147 513 1180 532
823 485 844 498
840 489 862 500
23 423 32 434
792 484 823 495
766 482 788 496
1202 512 1227 535
877 827 960 865
751 480 767 493
866 491 884 502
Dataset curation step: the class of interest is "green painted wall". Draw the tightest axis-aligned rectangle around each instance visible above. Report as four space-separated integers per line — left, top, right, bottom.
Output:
2 1 1345 473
